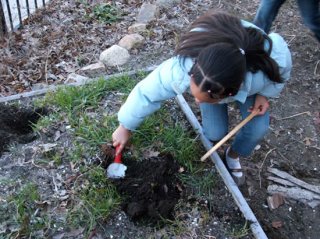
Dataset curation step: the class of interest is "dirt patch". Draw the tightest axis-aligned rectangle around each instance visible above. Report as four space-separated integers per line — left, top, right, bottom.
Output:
101 144 182 222
0 104 47 156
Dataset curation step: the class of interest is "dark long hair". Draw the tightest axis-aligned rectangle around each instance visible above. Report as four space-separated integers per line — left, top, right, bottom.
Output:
175 10 282 97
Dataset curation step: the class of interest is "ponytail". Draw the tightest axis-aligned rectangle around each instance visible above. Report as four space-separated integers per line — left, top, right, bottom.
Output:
243 28 282 83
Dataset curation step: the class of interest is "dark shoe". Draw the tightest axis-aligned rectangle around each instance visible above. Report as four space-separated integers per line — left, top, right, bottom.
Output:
222 148 245 186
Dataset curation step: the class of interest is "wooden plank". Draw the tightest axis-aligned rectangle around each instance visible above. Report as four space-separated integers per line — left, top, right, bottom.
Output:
268 185 320 204
268 167 320 195
267 176 295 187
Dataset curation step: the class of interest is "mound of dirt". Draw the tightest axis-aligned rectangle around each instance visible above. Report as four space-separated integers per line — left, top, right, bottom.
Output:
101 144 182 223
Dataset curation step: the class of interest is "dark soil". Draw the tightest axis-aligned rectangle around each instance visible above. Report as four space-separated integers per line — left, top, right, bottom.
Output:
101 144 182 223
0 104 47 156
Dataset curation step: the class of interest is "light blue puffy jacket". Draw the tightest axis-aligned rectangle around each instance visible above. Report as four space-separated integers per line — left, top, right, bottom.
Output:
118 21 292 130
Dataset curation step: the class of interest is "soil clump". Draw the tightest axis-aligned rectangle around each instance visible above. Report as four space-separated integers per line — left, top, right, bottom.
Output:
101 144 182 223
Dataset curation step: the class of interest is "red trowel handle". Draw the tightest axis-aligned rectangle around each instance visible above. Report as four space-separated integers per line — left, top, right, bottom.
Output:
114 145 122 163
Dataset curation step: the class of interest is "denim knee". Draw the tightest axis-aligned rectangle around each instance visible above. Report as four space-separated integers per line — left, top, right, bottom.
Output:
246 119 269 143
232 113 270 157
200 103 228 142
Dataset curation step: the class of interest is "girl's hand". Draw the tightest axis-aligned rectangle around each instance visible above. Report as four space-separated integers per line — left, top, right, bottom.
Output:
251 95 270 115
112 125 131 155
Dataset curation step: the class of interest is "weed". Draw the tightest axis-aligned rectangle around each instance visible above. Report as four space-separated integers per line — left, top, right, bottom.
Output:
51 152 63 165
228 220 250 238
31 112 61 133
91 3 121 24
7 183 47 237
161 217 190 237
179 171 218 197
78 0 121 24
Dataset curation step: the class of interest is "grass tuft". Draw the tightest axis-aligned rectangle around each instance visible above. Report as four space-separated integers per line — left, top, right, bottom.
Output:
68 167 120 233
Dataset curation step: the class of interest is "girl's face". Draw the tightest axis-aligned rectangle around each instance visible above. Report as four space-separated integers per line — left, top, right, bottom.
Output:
190 77 221 104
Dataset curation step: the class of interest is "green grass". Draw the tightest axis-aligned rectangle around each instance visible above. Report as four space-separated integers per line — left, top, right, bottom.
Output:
91 3 121 23
178 171 218 197
31 112 62 132
5 183 48 237
78 0 122 24
228 220 250 238
68 167 120 234
74 114 118 146
132 108 202 172
39 76 135 111
28 74 206 236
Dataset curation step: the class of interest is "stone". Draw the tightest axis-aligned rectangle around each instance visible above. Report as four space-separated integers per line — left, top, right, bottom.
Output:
65 73 89 84
99 45 130 67
79 62 106 77
118 34 145 50
128 23 147 34
136 3 159 24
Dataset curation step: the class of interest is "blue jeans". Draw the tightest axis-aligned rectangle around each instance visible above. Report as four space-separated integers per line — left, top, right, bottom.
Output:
200 95 270 157
254 0 320 42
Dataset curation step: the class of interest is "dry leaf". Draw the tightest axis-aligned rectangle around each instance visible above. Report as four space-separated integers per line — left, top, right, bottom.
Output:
272 220 284 229
142 149 160 158
303 137 312 146
314 112 320 126
178 167 185 173
54 130 61 141
267 193 284 210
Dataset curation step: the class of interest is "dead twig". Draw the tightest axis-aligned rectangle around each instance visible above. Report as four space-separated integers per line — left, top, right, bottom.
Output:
44 48 53 84
204 235 217 239
273 147 296 173
287 35 296 45
314 60 320 75
258 148 275 188
274 111 311 120
267 176 295 187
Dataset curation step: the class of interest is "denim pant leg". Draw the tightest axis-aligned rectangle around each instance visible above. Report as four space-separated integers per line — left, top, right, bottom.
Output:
297 0 320 42
253 0 286 33
200 103 228 142
231 96 270 157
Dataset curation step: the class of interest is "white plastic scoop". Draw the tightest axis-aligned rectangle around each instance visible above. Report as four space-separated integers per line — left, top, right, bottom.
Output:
106 145 127 179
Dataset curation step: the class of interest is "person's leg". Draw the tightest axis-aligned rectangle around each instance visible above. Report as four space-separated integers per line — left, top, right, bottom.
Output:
297 0 320 42
231 95 270 157
253 0 286 33
200 103 228 142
